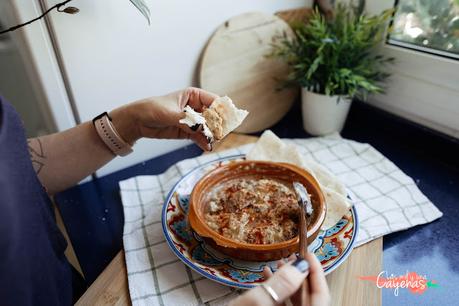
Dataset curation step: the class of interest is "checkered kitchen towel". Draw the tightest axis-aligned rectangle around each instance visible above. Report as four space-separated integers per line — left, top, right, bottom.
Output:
119 134 442 306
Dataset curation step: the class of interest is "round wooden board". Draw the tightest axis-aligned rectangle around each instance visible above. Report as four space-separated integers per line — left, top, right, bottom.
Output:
199 12 298 133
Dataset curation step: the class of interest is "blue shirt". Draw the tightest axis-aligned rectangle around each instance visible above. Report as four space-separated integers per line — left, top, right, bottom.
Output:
0 97 72 305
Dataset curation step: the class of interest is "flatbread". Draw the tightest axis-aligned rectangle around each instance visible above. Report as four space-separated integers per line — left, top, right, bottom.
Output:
305 159 347 197
245 130 305 168
180 106 214 140
246 130 352 229
320 186 352 229
180 96 248 142
204 96 248 140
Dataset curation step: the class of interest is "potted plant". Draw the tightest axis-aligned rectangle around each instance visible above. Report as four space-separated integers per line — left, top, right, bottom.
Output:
272 4 394 135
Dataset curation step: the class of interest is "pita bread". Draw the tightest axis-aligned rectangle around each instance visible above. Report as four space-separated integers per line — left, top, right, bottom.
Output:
305 159 347 197
204 96 248 140
320 186 352 229
180 106 214 140
246 130 352 229
245 130 305 168
180 96 248 142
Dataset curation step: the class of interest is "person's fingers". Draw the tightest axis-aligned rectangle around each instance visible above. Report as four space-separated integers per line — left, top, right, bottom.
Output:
305 252 330 305
190 131 212 151
179 124 211 151
181 87 219 111
177 121 199 135
267 255 297 282
263 266 273 279
269 254 298 279
231 258 309 306
134 98 184 129
170 108 187 126
137 88 217 132
281 253 300 306
141 126 190 140
276 254 295 270
141 125 192 142
141 125 211 151
305 253 327 293
277 259 285 268
263 259 308 303
190 87 219 108
177 89 191 110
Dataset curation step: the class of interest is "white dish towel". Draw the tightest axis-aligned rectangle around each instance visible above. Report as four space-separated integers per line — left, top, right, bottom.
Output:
119 134 442 306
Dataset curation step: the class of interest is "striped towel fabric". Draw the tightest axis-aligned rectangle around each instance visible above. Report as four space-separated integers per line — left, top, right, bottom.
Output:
119 134 442 306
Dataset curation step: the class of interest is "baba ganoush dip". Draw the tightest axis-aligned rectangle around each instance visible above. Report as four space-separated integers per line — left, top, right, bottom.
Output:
204 177 300 244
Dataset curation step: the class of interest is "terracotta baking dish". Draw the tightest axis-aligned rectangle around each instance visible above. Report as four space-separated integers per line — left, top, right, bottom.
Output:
188 160 326 261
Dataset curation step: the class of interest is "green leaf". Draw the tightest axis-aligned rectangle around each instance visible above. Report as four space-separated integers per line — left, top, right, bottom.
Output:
130 0 151 25
306 55 322 79
270 1 393 98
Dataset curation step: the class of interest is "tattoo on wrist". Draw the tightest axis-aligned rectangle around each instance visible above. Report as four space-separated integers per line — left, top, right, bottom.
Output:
27 138 46 174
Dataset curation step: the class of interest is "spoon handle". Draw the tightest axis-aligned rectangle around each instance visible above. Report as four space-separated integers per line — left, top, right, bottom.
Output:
294 181 311 306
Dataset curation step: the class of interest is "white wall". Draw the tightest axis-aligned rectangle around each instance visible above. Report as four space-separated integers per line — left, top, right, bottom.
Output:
44 0 311 176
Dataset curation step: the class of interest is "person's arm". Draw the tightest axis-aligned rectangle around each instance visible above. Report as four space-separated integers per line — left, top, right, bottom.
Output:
28 87 217 195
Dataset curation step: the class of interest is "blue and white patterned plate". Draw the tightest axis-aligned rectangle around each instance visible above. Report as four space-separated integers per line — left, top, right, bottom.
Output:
162 155 358 288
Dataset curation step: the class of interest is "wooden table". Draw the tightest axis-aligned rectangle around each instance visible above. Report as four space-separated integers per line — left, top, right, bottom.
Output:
76 134 382 306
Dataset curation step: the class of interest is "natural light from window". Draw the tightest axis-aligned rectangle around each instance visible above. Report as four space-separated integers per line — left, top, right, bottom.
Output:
388 0 459 59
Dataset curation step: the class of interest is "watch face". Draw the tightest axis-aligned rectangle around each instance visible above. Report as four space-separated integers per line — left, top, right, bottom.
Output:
92 112 110 123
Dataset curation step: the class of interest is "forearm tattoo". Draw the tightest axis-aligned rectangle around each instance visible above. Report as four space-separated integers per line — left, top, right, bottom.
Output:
27 138 46 174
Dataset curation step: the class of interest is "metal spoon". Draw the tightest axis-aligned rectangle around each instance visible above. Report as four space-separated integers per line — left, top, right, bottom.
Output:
293 182 312 306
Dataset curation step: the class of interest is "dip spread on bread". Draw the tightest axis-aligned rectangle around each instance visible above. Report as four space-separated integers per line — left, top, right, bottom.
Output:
179 96 248 143
204 178 300 244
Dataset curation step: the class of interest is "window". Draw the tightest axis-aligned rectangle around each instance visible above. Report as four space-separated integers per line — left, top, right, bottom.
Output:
364 0 459 138
387 0 459 60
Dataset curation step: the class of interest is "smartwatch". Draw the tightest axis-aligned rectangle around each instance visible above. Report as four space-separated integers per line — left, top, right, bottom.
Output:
92 112 133 156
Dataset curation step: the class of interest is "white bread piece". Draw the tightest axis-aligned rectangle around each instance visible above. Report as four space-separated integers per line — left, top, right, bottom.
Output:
179 96 248 142
205 96 248 140
320 186 353 229
179 106 214 140
246 130 352 229
245 130 308 170
305 158 347 197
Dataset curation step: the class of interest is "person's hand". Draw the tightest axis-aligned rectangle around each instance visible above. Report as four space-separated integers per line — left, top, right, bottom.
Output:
109 87 219 151
229 253 330 306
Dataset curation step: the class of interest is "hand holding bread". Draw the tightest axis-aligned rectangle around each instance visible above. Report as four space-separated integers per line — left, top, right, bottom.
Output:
110 87 245 151
180 95 248 143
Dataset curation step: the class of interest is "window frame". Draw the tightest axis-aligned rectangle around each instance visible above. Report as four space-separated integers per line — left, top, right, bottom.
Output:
365 0 459 138
385 0 459 61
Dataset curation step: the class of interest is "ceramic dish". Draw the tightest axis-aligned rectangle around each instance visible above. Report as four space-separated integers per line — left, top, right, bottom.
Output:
188 161 326 261
162 155 358 288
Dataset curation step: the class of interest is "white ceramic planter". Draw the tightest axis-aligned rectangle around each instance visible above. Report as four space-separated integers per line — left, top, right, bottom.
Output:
301 89 352 136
